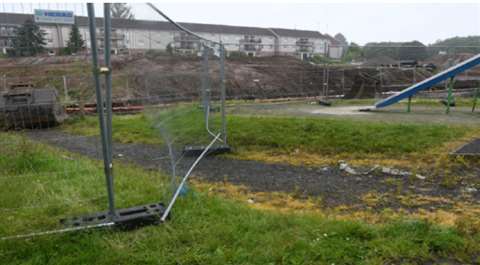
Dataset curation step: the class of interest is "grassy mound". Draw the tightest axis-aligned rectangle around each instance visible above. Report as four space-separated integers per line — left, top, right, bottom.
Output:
62 107 467 158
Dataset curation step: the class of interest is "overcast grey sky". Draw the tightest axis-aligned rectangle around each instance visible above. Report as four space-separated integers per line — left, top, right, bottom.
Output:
2 2 479 45
135 2 480 45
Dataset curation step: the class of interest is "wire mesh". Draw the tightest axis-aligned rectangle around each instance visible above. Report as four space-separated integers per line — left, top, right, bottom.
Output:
1 3 480 241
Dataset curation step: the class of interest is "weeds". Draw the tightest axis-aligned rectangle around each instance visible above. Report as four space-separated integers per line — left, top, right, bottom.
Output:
440 174 462 189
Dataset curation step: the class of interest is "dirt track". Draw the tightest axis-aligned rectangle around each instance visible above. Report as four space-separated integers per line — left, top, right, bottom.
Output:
25 129 480 212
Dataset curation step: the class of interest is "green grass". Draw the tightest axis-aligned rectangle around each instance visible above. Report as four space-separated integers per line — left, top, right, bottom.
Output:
63 106 467 158
331 97 478 108
1 133 480 264
63 114 163 145
332 97 473 109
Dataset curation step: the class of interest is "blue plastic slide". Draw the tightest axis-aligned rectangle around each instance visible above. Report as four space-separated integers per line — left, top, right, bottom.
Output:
374 54 480 108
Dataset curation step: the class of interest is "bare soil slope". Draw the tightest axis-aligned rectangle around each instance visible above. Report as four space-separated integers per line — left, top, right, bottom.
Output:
3 54 476 102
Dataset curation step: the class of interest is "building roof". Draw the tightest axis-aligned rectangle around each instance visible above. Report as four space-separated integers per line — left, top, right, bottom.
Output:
181 22 275 36
0 12 275 36
0 12 328 40
75 16 275 36
76 16 175 31
269 28 324 39
0 12 33 25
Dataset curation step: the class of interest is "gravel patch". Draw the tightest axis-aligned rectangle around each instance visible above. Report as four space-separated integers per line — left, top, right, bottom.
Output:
25 130 479 210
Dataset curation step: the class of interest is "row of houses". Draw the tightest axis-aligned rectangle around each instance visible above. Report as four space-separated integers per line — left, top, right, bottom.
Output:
0 11 346 60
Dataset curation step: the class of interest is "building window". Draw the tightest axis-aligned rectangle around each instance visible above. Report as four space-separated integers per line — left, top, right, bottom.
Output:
175 32 200 50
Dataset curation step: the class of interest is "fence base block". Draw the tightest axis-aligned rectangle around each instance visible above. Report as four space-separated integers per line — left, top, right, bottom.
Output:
183 144 231 157
60 202 167 230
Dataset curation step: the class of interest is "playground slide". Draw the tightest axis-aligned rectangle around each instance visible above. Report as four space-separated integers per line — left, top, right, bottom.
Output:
374 54 480 109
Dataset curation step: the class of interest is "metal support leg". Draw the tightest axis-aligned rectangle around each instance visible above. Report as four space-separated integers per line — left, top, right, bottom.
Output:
472 87 479 113
87 3 116 220
407 96 412 113
446 77 454 114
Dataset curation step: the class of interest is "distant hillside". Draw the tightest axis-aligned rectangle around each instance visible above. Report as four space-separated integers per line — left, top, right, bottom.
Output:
363 41 428 61
357 37 479 63
429 36 480 55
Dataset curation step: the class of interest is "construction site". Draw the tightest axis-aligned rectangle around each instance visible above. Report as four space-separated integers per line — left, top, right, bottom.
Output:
1 2 480 265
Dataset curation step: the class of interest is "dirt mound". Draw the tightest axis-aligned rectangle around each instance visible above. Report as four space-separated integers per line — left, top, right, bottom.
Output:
128 55 439 101
1 54 477 102
426 53 476 69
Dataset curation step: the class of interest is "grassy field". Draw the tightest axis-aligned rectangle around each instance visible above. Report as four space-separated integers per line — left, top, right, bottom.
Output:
330 97 478 108
63 106 469 156
1 133 480 264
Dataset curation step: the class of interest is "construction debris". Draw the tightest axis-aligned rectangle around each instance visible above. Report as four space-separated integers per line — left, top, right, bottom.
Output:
464 187 478 193
339 161 359 175
0 83 67 129
338 161 426 180
65 101 144 115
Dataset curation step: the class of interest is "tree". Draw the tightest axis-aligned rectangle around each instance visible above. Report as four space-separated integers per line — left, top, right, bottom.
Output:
398 41 427 61
429 36 480 55
166 43 173 55
111 3 135 19
363 41 428 61
65 24 85 54
334 33 347 45
342 42 363 62
334 33 348 58
12 19 46 57
363 42 400 60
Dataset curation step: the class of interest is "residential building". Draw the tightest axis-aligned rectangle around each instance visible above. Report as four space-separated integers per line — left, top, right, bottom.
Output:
0 11 341 60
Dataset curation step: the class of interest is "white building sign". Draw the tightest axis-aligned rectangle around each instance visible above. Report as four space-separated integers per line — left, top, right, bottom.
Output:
34 9 74 24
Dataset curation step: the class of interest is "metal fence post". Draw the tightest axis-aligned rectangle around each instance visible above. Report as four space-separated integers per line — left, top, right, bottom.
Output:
2 74 6 91
104 3 113 162
325 64 330 100
126 74 130 98
201 45 210 121
219 43 227 144
322 65 326 98
63 75 69 102
87 3 116 219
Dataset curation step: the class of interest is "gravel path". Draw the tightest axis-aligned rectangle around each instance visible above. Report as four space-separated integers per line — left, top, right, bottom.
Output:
26 130 479 210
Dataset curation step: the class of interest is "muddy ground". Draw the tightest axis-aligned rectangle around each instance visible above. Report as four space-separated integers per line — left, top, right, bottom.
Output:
5 54 478 103
26 130 480 213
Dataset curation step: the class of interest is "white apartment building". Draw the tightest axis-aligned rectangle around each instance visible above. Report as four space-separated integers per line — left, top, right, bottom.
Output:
0 11 343 59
